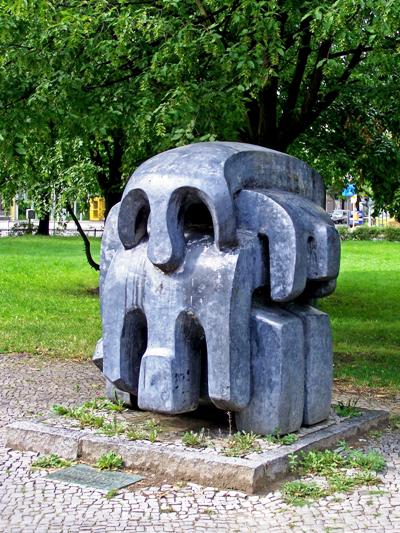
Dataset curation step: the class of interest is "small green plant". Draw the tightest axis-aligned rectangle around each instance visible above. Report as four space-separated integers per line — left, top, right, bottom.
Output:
105 488 119 499
368 430 383 439
346 449 386 472
223 431 261 457
143 418 160 442
283 444 386 506
52 404 106 429
126 428 148 441
126 419 161 442
82 397 124 412
389 414 400 430
282 480 326 506
334 400 362 418
95 452 124 471
31 454 72 469
101 416 126 437
265 430 298 446
181 429 208 448
52 404 70 416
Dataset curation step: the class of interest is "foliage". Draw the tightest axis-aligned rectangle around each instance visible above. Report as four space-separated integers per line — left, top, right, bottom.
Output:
95 452 124 471
283 443 385 505
282 480 325 506
334 400 362 418
1 1 399 217
82 398 125 413
389 415 400 431
52 403 106 429
181 429 209 448
105 488 119 499
337 226 400 241
290 447 385 477
31 453 72 469
126 419 161 443
265 431 298 446
223 431 261 457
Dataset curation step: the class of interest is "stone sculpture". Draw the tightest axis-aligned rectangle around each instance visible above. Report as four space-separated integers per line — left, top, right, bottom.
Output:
94 142 340 435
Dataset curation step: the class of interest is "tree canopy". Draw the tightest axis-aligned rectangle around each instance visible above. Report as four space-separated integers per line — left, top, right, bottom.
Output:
1 0 399 218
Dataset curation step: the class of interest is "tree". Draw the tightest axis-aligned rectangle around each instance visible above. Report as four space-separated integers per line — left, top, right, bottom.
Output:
1 0 399 221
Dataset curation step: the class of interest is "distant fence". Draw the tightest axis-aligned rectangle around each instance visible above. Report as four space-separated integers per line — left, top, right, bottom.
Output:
0 224 103 238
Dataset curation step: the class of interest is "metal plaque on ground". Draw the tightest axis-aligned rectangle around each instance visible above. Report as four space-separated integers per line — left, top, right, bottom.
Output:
46 464 143 491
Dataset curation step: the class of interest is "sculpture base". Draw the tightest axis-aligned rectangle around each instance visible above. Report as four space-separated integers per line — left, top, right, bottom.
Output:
4 408 388 494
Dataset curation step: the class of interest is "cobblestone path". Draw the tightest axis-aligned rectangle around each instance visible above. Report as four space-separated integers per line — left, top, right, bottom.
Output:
0 354 399 532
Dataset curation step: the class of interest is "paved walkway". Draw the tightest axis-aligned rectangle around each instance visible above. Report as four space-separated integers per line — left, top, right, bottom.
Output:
0 354 399 532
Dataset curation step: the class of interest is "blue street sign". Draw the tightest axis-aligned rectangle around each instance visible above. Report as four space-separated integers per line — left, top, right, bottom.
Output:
342 184 356 197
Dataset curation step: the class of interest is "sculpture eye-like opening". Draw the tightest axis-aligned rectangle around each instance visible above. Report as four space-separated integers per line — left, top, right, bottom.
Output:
181 200 214 241
135 204 150 242
118 189 150 249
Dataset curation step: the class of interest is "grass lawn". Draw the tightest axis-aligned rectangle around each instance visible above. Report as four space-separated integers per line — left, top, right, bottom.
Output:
0 237 399 390
319 240 400 390
0 236 101 359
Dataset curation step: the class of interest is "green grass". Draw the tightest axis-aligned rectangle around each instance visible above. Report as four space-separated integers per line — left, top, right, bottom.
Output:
31 453 72 469
283 444 385 506
0 236 100 359
319 241 400 390
0 237 399 390
95 452 124 471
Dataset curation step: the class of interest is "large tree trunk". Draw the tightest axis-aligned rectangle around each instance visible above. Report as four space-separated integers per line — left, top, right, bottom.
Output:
104 189 122 220
36 213 50 235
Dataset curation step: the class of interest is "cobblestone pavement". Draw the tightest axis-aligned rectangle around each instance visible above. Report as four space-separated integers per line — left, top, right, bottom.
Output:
0 354 399 532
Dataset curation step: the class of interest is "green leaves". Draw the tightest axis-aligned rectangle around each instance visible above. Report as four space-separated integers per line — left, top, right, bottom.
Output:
1 0 399 218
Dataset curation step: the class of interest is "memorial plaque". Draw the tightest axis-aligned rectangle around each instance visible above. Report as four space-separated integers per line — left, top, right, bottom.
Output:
47 464 143 491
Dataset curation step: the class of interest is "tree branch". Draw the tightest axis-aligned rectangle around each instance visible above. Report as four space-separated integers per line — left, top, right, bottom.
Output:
278 16 313 133
65 203 100 271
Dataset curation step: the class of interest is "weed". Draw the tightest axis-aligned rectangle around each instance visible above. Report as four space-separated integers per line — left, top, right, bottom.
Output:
51 404 106 428
389 415 400 430
101 416 126 437
334 400 361 418
265 430 298 446
282 480 326 506
126 428 148 441
223 431 261 457
52 404 70 416
346 449 386 472
283 443 385 506
82 397 124 412
368 430 382 439
291 447 385 477
160 506 174 513
105 488 119 499
181 429 208 448
126 419 160 442
31 454 72 469
95 452 124 471
143 419 160 442
293 449 347 476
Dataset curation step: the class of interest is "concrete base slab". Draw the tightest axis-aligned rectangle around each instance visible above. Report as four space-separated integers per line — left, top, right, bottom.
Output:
4 408 389 493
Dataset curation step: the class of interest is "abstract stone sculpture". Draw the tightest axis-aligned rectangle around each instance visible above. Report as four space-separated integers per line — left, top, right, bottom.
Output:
94 142 340 435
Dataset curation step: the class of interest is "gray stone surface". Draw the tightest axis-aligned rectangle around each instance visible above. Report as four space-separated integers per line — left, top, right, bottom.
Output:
97 141 341 435
0 354 399 532
235 305 305 435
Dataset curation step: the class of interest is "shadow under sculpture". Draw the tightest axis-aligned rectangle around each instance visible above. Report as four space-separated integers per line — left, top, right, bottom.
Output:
94 142 341 435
